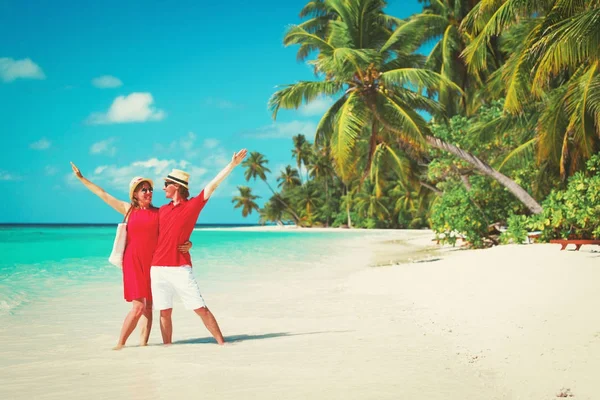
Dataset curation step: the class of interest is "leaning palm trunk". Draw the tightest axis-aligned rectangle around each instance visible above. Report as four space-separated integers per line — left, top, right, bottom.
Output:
425 136 543 214
372 112 543 214
264 179 303 223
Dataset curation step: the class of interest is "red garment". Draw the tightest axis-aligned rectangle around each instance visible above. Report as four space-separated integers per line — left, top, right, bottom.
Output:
122 208 159 302
151 191 208 267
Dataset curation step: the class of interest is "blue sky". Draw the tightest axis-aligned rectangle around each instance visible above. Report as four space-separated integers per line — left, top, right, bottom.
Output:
0 0 425 224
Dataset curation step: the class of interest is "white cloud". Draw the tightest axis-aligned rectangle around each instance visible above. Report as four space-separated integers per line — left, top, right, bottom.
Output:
94 166 107 174
189 166 209 179
180 132 197 154
155 133 225 161
0 170 21 181
77 132 239 198
204 152 230 169
65 172 80 187
132 158 174 175
298 96 334 116
90 138 117 156
0 57 45 82
45 166 58 176
203 98 242 109
91 75 123 88
86 158 210 195
87 92 166 124
29 138 51 150
247 120 317 139
203 138 219 149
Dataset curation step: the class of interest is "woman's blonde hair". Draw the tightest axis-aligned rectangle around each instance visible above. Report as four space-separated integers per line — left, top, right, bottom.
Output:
130 181 155 209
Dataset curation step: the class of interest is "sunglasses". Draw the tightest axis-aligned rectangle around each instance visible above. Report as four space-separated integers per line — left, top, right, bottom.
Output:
164 181 177 188
140 187 153 194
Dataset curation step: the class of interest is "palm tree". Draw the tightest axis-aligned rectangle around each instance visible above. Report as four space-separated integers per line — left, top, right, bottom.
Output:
340 181 359 228
269 0 543 214
355 181 391 222
243 152 273 190
292 134 313 183
462 0 600 179
292 182 322 223
277 165 302 191
242 151 302 222
259 197 290 226
411 0 490 115
309 147 334 191
232 186 260 217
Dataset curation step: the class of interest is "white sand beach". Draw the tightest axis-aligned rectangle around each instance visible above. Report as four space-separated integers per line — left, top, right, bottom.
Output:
1 228 599 400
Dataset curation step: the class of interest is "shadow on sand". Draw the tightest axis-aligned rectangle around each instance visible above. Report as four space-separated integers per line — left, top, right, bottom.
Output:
171 330 351 345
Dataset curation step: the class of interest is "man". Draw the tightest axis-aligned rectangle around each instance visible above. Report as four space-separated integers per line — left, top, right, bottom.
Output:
150 149 247 345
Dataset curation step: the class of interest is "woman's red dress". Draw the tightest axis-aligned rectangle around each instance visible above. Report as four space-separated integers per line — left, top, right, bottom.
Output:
122 208 159 302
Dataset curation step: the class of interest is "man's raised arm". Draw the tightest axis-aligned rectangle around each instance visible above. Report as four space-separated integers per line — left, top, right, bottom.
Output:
203 149 248 200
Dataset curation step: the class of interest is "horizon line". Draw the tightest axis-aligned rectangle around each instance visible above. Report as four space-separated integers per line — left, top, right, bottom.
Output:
0 222 262 227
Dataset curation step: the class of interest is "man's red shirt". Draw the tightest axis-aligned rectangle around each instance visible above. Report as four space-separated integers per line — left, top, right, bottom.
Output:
151 190 208 267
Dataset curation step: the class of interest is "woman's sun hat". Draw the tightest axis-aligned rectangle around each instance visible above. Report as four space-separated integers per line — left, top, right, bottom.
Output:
129 176 154 200
164 169 190 189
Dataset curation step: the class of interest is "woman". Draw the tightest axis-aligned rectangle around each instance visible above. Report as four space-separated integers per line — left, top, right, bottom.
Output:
70 162 192 349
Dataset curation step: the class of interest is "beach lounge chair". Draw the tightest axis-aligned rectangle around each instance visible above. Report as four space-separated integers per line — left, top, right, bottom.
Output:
549 239 600 251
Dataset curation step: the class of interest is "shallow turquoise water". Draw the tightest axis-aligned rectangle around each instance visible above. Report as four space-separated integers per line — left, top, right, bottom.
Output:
0 226 371 315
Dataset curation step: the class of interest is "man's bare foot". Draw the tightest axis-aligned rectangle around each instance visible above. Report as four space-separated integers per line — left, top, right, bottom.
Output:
112 344 125 351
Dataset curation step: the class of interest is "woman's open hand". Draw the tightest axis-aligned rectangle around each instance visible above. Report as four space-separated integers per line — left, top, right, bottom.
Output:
70 162 83 179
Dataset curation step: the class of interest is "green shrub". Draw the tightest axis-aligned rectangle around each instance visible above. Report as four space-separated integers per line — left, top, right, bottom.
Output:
500 214 529 244
506 153 600 241
430 185 489 248
532 155 600 239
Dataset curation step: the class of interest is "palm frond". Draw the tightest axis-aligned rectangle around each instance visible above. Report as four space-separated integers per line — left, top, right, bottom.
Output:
379 17 428 53
498 138 538 171
269 81 344 119
315 95 348 146
564 64 600 160
330 92 368 179
283 25 336 53
532 8 600 87
375 90 430 146
381 67 464 96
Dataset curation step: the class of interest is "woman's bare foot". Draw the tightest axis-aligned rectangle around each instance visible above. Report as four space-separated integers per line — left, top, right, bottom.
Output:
112 344 125 351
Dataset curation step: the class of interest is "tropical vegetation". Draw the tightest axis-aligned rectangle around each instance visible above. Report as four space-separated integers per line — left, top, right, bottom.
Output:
232 0 600 247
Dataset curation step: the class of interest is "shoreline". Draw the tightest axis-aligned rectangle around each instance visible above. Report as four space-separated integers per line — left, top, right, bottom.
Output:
2 230 599 399
194 224 433 233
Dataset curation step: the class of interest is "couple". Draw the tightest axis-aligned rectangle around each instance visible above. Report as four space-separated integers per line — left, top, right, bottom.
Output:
71 149 247 349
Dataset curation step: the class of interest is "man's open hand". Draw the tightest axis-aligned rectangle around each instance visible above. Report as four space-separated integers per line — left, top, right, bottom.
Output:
231 149 248 167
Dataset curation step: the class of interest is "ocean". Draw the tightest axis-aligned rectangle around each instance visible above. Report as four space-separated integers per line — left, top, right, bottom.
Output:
0 225 398 316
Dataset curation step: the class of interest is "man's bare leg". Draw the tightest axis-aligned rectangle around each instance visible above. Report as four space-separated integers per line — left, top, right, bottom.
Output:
114 299 146 350
194 307 225 345
160 308 173 344
139 301 153 346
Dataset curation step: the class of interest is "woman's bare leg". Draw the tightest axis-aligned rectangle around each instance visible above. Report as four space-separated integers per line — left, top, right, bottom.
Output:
113 298 146 350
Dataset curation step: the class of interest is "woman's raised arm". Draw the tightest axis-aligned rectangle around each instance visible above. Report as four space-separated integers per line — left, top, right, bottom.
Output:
70 162 129 215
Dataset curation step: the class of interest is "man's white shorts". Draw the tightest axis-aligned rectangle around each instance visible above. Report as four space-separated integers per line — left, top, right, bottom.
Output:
150 266 207 310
